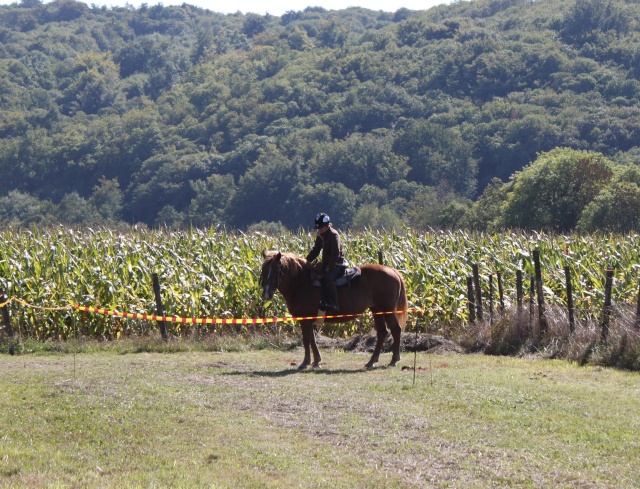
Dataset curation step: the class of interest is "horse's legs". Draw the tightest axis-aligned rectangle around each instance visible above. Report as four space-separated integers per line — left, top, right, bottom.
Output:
299 321 312 369
309 323 322 368
365 314 388 369
386 314 402 367
299 321 322 369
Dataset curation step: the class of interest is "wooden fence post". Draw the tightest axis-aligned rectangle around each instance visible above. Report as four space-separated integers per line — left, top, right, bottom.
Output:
466 276 475 324
1 288 14 337
564 265 575 333
529 276 535 335
497 272 504 312
533 249 547 339
472 264 483 321
516 270 523 314
489 273 494 326
635 280 640 330
600 268 614 343
378 251 384 265
152 273 168 341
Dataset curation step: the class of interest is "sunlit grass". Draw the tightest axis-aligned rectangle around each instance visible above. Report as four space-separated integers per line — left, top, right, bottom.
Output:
0 350 638 488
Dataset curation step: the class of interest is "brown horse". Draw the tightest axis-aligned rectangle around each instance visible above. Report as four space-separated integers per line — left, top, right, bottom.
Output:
259 250 407 369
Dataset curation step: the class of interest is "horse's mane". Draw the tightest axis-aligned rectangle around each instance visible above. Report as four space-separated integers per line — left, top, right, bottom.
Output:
263 251 307 274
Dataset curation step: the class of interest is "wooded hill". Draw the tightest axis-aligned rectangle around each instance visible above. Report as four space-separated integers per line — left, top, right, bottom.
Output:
1 0 639 232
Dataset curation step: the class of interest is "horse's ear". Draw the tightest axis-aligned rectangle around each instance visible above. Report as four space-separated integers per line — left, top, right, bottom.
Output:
276 252 282 261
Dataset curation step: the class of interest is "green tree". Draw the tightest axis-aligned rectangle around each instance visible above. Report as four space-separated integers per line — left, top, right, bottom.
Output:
351 203 401 232
228 144 299 228
286 182 357 230
500 148 615 231
577 167 640 233
403 185 471 231
0 190 56 225
57 192 98 224
460 177 507 231
561 0 630 45
60 52 122 115
89 177 123 223
393 120 477 197
188 173 236 228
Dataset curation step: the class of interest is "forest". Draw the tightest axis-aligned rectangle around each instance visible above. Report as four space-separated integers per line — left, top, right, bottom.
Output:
1 0 639 232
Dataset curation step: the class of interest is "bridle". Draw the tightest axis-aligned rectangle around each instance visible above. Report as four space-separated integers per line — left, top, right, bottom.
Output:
260 258 282 299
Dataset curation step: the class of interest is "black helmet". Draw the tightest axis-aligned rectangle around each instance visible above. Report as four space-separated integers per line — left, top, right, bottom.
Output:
314 212 330 228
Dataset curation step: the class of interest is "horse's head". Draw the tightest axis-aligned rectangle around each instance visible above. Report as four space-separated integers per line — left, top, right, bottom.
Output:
259 250 282 300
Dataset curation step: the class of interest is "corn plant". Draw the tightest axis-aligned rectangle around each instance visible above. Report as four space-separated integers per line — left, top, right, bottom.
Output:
1 226 639 339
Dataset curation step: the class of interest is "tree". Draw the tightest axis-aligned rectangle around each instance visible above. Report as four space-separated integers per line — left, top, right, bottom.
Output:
561 0 629 46
227 144 299 228
286 182 357 230
577 166 640 233
57 192 98 224
242 13 267 37
60 52 122 115
500 148 615 231
187 173 236 228
0 190 56 225
350 204 401 232
403 185 471 231
393 120 477 197
89 177 123 223
460 177 508 231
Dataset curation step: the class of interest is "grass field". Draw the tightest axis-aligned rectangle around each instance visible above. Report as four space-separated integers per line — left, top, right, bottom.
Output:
1 345 639 488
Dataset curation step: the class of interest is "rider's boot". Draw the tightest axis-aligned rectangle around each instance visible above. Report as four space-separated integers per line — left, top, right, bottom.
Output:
325 282 339 313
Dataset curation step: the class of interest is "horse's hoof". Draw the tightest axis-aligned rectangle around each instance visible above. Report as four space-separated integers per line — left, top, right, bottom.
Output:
298 362 309 370
311 362 321 368
389 359 400 367
365 362 376 369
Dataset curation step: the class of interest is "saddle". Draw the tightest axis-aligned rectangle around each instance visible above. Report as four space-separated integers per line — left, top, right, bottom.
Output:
311 266 361 287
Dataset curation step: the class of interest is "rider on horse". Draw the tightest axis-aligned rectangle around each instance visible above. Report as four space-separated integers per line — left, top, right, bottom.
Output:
306 212 346 313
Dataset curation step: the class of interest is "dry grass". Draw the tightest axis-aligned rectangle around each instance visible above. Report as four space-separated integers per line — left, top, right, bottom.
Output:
460 305 640 370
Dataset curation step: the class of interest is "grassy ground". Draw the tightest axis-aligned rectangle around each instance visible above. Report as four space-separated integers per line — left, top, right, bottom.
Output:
1 346 639 488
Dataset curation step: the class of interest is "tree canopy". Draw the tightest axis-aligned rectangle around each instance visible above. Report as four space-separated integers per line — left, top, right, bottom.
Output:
0 0 639 232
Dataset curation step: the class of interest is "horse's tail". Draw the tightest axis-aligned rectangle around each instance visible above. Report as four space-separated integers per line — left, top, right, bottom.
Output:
395 270 408 330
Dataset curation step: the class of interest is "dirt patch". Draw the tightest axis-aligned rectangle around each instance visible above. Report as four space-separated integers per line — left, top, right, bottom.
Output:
315 332 465 354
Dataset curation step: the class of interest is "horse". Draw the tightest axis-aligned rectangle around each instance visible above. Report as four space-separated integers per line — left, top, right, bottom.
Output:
259 250 407 369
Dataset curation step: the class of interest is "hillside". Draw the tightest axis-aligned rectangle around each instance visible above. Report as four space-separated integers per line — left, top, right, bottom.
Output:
1 0 639 230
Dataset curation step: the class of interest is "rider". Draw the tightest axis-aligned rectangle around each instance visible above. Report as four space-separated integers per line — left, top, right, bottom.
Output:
306 212 346 313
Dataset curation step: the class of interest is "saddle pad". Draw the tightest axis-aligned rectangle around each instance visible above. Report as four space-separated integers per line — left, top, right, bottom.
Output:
312 267 361 287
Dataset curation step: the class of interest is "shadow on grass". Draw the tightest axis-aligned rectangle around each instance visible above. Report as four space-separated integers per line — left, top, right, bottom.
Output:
223 365 391 378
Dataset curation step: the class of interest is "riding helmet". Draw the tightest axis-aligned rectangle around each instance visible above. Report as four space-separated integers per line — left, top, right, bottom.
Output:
314 213 330 228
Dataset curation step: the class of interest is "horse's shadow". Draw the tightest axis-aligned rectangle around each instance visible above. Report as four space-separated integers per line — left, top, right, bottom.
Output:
222 365 389 378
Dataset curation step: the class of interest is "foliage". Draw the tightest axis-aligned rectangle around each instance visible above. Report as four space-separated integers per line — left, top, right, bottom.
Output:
498 148 615 232
0 0 639 231
2 226 640 341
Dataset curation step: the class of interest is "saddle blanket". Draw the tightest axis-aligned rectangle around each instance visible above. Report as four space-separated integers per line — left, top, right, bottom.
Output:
312 267 361 287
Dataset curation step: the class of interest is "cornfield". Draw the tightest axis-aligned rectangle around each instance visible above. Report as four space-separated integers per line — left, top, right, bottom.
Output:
1 226 639 340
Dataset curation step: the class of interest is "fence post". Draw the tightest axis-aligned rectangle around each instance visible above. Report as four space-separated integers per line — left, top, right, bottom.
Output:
497 272 504 312
564 265 575 333
489 273 494 326
466 276 475 324
516 270 523 314
152 273 168 341
533 249 547 339
378 251 384 265
472 264 483 321
529 276 535 335
600 268 614 343
635 280 640 330
1 288 14 337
